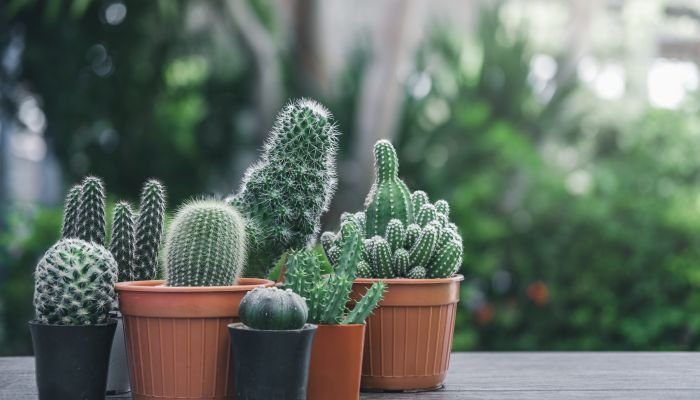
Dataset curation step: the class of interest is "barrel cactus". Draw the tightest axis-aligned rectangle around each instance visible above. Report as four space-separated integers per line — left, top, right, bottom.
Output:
33 239 118 325
164 200 247 286
227 99 338 278
321 140 463 279
239 287 308 330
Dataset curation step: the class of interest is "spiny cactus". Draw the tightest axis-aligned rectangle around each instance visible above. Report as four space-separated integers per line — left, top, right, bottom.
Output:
61 184 82 239
110 202 136 282
132 179 167 281
364 140 413 237
33 239 117 325
285 222 385 324
164 200 247 287
228 99 338 278
406 266 427 279
76 176 106 245
239 287 308 330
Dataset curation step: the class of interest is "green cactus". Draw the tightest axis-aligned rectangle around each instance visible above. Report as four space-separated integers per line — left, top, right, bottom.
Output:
411 190 429 216
320 231 336 256
239 287 308 330
404 223 421 249
228 99 338 278
435 199 450 217
364 140 413 237
342 282 386 324
76 176 106 245
393 248 410 277
164 200 247 287
33 239 117 325
406 266 426 279
357 261 372 278
110 202 136 282
416 203 438 228
132 179 167 281
427 240 462 278
385 219 405 252
409 224 438 267
370 237 393 278
61 184 82 239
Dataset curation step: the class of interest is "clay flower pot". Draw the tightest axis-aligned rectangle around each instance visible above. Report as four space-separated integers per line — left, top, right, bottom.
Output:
351 275 464 392
307 323 366 400
116 278 273 400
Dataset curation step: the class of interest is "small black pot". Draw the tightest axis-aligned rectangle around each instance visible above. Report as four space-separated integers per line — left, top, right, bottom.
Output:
29 319 117 400
229 323 317 400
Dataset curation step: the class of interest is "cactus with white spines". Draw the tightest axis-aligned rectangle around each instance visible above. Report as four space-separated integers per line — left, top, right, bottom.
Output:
393 248 410 277
76 176 107 245
132 179 167 281
407 266 427 279
33 239 117 325
164 200 247 287
61 184 82 239
404 223 422 249
228 99 338 278
385 219 405 252
110 202 136 282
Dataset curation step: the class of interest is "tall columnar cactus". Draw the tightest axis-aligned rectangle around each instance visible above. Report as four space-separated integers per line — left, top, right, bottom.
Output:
61 184 82 238
132 179 167 281
228 99 338 278
76 176 106 245
110 202 136 282
33 239 117 325
164 200 247 287
285 222 386 325
364 140 413 237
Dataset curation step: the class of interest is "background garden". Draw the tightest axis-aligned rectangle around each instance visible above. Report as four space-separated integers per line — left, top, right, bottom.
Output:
3 0 700 355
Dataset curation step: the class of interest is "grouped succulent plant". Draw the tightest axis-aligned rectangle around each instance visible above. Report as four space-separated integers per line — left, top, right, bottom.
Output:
33 239 118 325
321 140 463 279
286 222 386 324
60 176 167 282
163 200 247 287
239 287 308 330
227 99 338 278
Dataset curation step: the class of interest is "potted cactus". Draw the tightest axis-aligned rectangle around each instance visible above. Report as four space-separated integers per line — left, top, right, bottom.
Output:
285 220 385 400
322 140 464 391
228 287 317 400
29 238 118 400
116 199 273 400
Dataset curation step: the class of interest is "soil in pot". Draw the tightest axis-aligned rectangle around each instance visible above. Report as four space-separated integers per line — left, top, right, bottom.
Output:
228 323 317 400
351 275 464 392
307 323 365 400
29 319 117 400
116 278 273 400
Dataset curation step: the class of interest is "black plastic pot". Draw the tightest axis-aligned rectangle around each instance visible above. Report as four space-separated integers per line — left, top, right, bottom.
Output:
29 319 117 400
229 323 317 400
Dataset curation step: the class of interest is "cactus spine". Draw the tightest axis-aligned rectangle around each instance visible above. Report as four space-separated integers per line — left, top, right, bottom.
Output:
76 176 106 245
61 184 82 239
110 202 136 282
33 239 117 325
228 99 338 278
164 200 247 287
132 179 167 281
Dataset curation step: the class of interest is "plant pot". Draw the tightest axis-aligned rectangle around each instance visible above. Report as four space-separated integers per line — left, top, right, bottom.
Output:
106 315 130 395
228 323 317 400
116 278 274 400
307 324 365 400
351 275 464 392
29 319 117 400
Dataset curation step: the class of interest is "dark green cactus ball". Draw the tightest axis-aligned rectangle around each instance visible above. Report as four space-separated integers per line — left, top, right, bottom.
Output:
239 287 308 330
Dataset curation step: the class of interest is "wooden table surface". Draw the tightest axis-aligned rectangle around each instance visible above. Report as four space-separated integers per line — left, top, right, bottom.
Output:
2 352 699 399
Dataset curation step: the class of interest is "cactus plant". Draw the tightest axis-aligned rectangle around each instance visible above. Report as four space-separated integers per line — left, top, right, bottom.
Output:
239 287 308 330
164 200 247 287
61 184 82 239
228 99 338 278
33 239 117 325
110 202 136 282
132 179 167 281
76 176 107 245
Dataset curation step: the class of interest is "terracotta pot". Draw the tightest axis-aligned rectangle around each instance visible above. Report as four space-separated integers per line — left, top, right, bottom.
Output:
307 324 365 400
351 275 464 392
116 278 274 400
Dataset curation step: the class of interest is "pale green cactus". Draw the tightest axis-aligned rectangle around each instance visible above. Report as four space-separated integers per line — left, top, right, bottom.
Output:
76 176 107 245
61 184 82 239
132 179 167 281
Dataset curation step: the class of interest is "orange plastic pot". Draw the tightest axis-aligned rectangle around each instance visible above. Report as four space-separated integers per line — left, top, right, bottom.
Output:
351 275 464 392
307 324 365 400
116 279 274 400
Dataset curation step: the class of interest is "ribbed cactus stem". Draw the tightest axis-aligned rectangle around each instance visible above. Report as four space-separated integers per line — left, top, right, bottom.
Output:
409 224 438 267
342 282 386 324
370 237 393 278
133 179 167 281
76 176 106 245
406 266 426 279
385 219 405 252
404 223 421 249
412 191 429 216
61 184 82 239
357 261 372 278
393 248 410 277
416 204 438 228
435 199 450 217
110 202 136 282
427 240 462 278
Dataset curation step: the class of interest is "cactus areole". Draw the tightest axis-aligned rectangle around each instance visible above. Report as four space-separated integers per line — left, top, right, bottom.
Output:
239 287 308 330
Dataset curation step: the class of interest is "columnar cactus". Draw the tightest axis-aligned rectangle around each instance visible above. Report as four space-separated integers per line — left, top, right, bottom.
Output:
61 184 82 239
132 179 167 281
228 99 338 278
33 239 117 325
76 176 107 245
164 200 247 287
239 287 308 330
110 202 136 282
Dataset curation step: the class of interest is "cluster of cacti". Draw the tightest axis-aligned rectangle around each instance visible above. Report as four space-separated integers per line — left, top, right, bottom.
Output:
322 140 463 279
60 176 167 282
163 200 247 286
286 222 386 324
33 239 118 325
227 99 338 278
239 287 308 330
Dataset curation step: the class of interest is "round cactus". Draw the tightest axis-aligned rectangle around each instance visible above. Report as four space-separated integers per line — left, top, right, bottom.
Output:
164 200 247 287
33 239 117 325
239 287 308 330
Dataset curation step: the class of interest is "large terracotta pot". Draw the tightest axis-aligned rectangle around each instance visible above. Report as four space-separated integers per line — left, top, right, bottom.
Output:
307 324 365 400
351 275 464 392
116 278 274 400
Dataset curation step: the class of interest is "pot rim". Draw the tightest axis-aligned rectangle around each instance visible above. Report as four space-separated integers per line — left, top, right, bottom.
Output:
116 278 274 293
354 274 464 285
228 322 318 332
28 318 117 328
